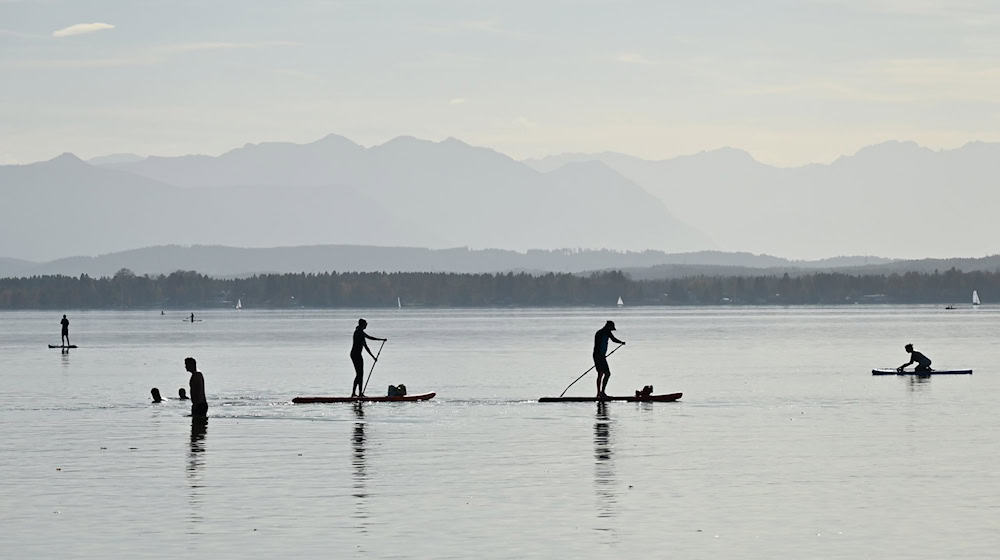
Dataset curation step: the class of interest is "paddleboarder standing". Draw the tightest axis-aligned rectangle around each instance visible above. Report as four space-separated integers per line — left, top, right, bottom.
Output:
185 357 208 417
594 320 625 399
898 343 932 372
350 319 386 398
60 314 70 347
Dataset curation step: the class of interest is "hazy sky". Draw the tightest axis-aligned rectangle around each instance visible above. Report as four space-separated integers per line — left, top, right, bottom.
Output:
2 0 998 166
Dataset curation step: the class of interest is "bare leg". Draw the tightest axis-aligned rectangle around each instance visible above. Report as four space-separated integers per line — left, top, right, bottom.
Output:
600 372 611 398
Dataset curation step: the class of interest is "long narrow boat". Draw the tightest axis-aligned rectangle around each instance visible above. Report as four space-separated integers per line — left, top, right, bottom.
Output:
872 369 972 376
539 392 682 403
292 392 436 404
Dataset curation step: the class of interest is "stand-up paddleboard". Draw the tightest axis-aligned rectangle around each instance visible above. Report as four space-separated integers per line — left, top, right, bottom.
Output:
48 344 78 349
539 392 682 403
872 368 972 376
292 392 436 404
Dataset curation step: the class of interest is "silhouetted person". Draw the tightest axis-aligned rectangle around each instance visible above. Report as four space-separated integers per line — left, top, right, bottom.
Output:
185 357 207 417
350 319 386 398
151 387 163 403
593 320 625 399
178 387 188 400
899 343 932 372
60 314 70 347
190 313 195 323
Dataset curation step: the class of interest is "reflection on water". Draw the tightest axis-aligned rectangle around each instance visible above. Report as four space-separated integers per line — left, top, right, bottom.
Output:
593 401 618 535
906 374 933 391
352 402 370 534
60 347 69 365
188 416 208 529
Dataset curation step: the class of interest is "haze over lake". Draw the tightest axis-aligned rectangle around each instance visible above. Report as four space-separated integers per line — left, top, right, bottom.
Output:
3 1 999 557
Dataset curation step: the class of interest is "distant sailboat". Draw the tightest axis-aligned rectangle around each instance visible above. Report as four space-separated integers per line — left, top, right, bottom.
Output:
236 298 242 310
397 296 402 309
617 296 624 306
972 290 981 306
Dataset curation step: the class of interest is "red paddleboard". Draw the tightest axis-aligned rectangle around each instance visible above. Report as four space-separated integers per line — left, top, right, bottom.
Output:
539 392 682 403
292 392 436 404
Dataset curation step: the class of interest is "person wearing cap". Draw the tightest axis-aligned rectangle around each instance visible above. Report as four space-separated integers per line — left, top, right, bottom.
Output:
593 320 625 398
898 343 932 372
350 318 387 398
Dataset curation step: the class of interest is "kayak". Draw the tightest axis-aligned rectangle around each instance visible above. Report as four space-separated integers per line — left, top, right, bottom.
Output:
292 392 436 404
871 368 972 376
539 392 682 403
48 344 78 349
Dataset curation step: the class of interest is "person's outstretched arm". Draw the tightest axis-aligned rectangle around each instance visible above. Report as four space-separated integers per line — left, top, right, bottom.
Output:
609 334 625 346
364 333 386 342
898 358 915 371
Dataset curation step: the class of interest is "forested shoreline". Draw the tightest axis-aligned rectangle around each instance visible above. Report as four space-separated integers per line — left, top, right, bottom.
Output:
0 268 995 309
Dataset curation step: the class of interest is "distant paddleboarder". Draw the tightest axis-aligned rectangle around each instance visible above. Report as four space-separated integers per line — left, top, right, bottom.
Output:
184 357 208 417
593 320 625 399
60 314 70 347
189 313 195 323
898 343 932 373
350 319 387 398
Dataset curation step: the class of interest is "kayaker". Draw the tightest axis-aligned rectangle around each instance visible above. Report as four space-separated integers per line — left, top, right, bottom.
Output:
184 357 208 417
350 319 387 398
898 343 932 372
593 320 625 399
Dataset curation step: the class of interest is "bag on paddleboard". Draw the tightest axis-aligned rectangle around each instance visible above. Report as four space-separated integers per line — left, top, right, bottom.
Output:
387 384 407 397
634 385 653 398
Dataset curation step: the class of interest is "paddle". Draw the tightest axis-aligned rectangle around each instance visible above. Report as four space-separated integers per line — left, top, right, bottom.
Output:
558 342 624 397
362 339 386 395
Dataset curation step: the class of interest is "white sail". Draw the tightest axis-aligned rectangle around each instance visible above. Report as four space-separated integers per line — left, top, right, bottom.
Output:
617 296 624 306
236 298 242 310
972 290 981 305
397 296 402 309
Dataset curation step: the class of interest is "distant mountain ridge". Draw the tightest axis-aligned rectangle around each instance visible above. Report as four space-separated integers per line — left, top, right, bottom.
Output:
0 244 902 278
0 135 711 261
525 140 1000 259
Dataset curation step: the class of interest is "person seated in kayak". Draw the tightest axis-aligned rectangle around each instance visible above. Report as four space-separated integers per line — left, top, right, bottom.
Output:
351 318 387 398
898 343 932 372
593 320 625 399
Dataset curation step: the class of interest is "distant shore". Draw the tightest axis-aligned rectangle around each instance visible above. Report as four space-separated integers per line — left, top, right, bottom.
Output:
0 268 994 309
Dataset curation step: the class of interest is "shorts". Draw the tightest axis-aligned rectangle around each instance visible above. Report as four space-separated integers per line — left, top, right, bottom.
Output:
593 353 610 374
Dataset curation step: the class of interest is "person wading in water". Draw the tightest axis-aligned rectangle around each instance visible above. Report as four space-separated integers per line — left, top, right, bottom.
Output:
593 320 625 399
351 319 386 398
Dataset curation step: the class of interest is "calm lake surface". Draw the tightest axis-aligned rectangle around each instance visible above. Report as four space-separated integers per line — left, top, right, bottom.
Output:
1 306 997 558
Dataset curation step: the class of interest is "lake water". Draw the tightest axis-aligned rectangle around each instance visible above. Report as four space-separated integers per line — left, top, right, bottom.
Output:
1 306 997 558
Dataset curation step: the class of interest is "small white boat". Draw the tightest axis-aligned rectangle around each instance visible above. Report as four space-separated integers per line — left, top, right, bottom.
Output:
973 290 981 306
617 296 624 306
236 298 242 310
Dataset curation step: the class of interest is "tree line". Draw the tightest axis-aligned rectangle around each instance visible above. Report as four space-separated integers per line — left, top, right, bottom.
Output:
0 267 995 309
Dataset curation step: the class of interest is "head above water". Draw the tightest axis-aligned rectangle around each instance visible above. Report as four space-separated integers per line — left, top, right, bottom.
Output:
184 357 197 373
605 320 616 331
358 318 367 329
178 388 188 399
904 343 914 352
150 387 162 403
